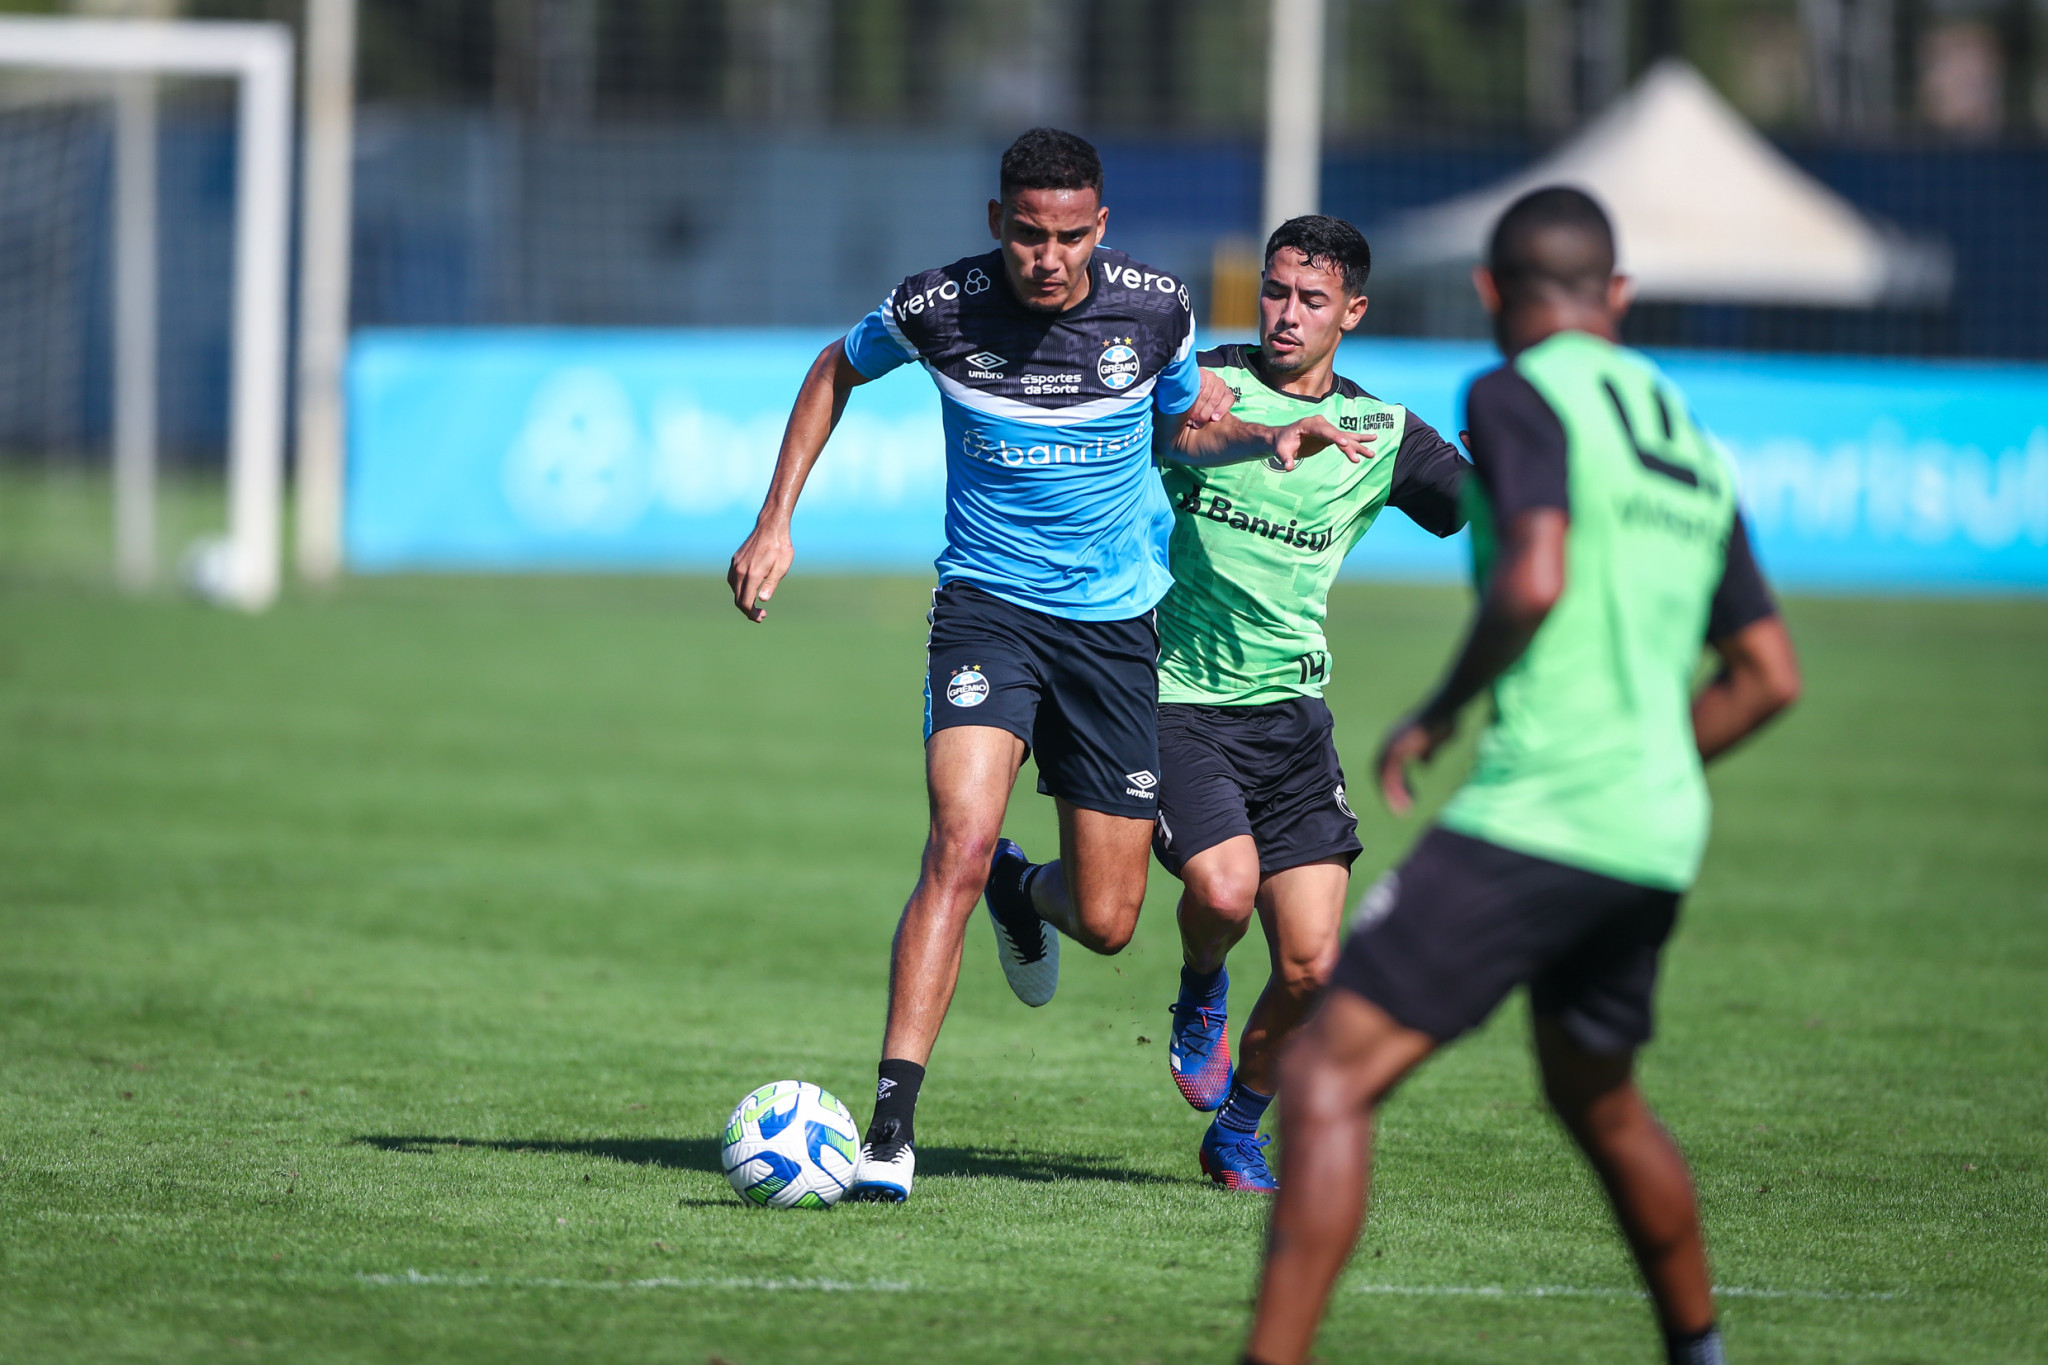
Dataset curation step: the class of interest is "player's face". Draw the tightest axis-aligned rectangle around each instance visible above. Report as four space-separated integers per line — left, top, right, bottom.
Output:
1258 248 1369 376
988 188 1108 312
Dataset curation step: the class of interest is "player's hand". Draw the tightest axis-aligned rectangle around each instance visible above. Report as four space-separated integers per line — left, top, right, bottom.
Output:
728 524 794 623
1271 415 1374 471
1185 368 1235 428
1376 709 1457 815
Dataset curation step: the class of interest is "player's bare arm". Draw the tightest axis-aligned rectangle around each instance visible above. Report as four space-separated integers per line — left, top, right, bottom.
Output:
727 340 872 622
1693 614 1801 760
1377 506 1568 813
1158 405 1372 470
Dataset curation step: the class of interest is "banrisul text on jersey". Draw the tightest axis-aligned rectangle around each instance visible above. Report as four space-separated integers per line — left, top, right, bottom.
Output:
1154 345 1467 706
842 247 1201 622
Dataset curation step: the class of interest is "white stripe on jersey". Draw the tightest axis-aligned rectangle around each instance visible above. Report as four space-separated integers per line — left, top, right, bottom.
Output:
923 364 1159 427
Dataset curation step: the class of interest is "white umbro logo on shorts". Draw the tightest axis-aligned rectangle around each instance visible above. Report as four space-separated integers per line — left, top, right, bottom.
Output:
1351 871 1399 934
965 351 1006 371
1124 770 1158 800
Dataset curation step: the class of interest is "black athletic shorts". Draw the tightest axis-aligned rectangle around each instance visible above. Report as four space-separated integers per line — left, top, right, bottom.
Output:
1152 697 1363 877
923 580 1161 820
1330 827 1684 1055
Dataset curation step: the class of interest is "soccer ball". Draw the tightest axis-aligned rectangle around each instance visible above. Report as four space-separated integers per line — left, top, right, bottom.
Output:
719 1080 860 1208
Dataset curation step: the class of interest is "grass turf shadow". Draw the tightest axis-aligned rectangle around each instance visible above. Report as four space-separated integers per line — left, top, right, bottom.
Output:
352 1135 1183 1185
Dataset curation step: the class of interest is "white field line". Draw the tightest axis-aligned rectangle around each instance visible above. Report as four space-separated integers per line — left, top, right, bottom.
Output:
357 1270 1897 1304
1349 1283 1901 1303
357 1270 912 1293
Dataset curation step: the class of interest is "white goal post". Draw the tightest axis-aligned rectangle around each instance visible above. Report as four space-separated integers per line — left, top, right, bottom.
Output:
0 16 293 611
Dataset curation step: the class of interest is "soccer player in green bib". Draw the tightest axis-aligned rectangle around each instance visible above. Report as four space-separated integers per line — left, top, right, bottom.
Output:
1242 189 1802 1365
1152 215 1470 1192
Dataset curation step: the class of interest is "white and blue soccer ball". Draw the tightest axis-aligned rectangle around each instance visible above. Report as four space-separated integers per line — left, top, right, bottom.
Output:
719 1080 859 1208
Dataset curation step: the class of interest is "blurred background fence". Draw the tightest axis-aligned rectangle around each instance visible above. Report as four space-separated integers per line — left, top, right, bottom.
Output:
2 0 2046 463
0 0 2043 594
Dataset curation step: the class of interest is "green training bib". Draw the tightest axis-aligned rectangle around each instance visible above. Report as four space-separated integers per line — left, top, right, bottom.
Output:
1440 332 1739 891
1156 345 1416 706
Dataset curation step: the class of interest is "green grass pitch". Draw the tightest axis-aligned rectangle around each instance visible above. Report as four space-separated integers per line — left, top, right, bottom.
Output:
1 566 2043 1363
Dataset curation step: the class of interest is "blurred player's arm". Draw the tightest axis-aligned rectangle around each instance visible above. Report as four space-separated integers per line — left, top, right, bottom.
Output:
1376 507 1566 813
1377 369 1567 813
728 339 875 623
1692 516 1801 760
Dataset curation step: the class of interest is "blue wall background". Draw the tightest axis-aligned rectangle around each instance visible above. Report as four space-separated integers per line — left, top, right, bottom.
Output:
348 329 2048 591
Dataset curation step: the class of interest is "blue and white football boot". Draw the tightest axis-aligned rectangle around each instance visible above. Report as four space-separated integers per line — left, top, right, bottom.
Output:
984 838 1059 1007
1198 1122 1278 1193
1168 968 1233 1110
845 1118 914 1203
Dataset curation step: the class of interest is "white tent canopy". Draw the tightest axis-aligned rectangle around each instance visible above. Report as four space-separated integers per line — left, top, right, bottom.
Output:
1376 61 1951 307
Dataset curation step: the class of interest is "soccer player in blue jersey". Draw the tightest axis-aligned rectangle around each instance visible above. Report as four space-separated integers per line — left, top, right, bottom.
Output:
728 128 1373 1202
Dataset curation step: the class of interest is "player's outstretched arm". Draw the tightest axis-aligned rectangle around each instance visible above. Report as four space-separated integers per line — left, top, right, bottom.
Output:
1693 615 1801 761
1161 409 1374 470
727 340 872 623
1376 508 1568 813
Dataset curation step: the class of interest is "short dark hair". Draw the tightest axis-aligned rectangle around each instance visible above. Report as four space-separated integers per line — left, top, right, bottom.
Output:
1487 186 1616 305
999 127 1103 201
1263 215 1372 294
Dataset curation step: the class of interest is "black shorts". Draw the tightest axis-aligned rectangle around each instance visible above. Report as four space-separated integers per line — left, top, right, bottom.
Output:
923 580 1161 820
1152 698 1362 877
1330 827 1684 1055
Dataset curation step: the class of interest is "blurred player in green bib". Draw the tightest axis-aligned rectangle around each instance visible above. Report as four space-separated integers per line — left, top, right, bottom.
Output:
1153 215 1470 1192
1242 189 1803 1365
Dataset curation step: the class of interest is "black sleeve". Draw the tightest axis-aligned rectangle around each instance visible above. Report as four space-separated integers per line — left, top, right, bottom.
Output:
1386 415 1472 538
1705 514 1778 643
1463 366 1569 520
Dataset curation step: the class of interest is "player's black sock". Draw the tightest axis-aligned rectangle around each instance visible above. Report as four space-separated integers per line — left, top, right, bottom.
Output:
1665 1322 1725 1365
866 1058 924 1151
1214 1075 1273 1136
1180 962 1226 1001
987 853 1054 949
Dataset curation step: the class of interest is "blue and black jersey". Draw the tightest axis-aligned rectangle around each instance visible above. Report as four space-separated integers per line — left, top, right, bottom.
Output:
843 246 1201 621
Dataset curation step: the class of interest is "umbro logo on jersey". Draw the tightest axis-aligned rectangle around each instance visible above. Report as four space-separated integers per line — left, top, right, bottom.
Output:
1124 770 1158 799
965 351 1006 371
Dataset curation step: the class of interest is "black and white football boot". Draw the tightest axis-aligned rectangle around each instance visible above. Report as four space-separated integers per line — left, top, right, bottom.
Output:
846 1117 915 1203
984 838 1059 1007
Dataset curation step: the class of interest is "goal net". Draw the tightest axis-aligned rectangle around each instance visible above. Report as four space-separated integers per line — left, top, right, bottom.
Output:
0 17 290 609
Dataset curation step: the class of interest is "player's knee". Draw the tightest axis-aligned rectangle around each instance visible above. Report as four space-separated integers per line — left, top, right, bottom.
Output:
1541 1065 1636 1141
1276 1030 1365 1119
922 829 998 894
1185 865 1258 921
1277 940 1340 1001
1072 887 1143 955
1076 906 1139 955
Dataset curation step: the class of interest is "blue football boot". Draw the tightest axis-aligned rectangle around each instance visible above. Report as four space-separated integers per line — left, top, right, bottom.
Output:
1167 968 1232 1110
1199 1122 1278 1193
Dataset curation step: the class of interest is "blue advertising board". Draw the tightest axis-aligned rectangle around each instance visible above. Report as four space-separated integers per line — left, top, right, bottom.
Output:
347 329 2048 590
